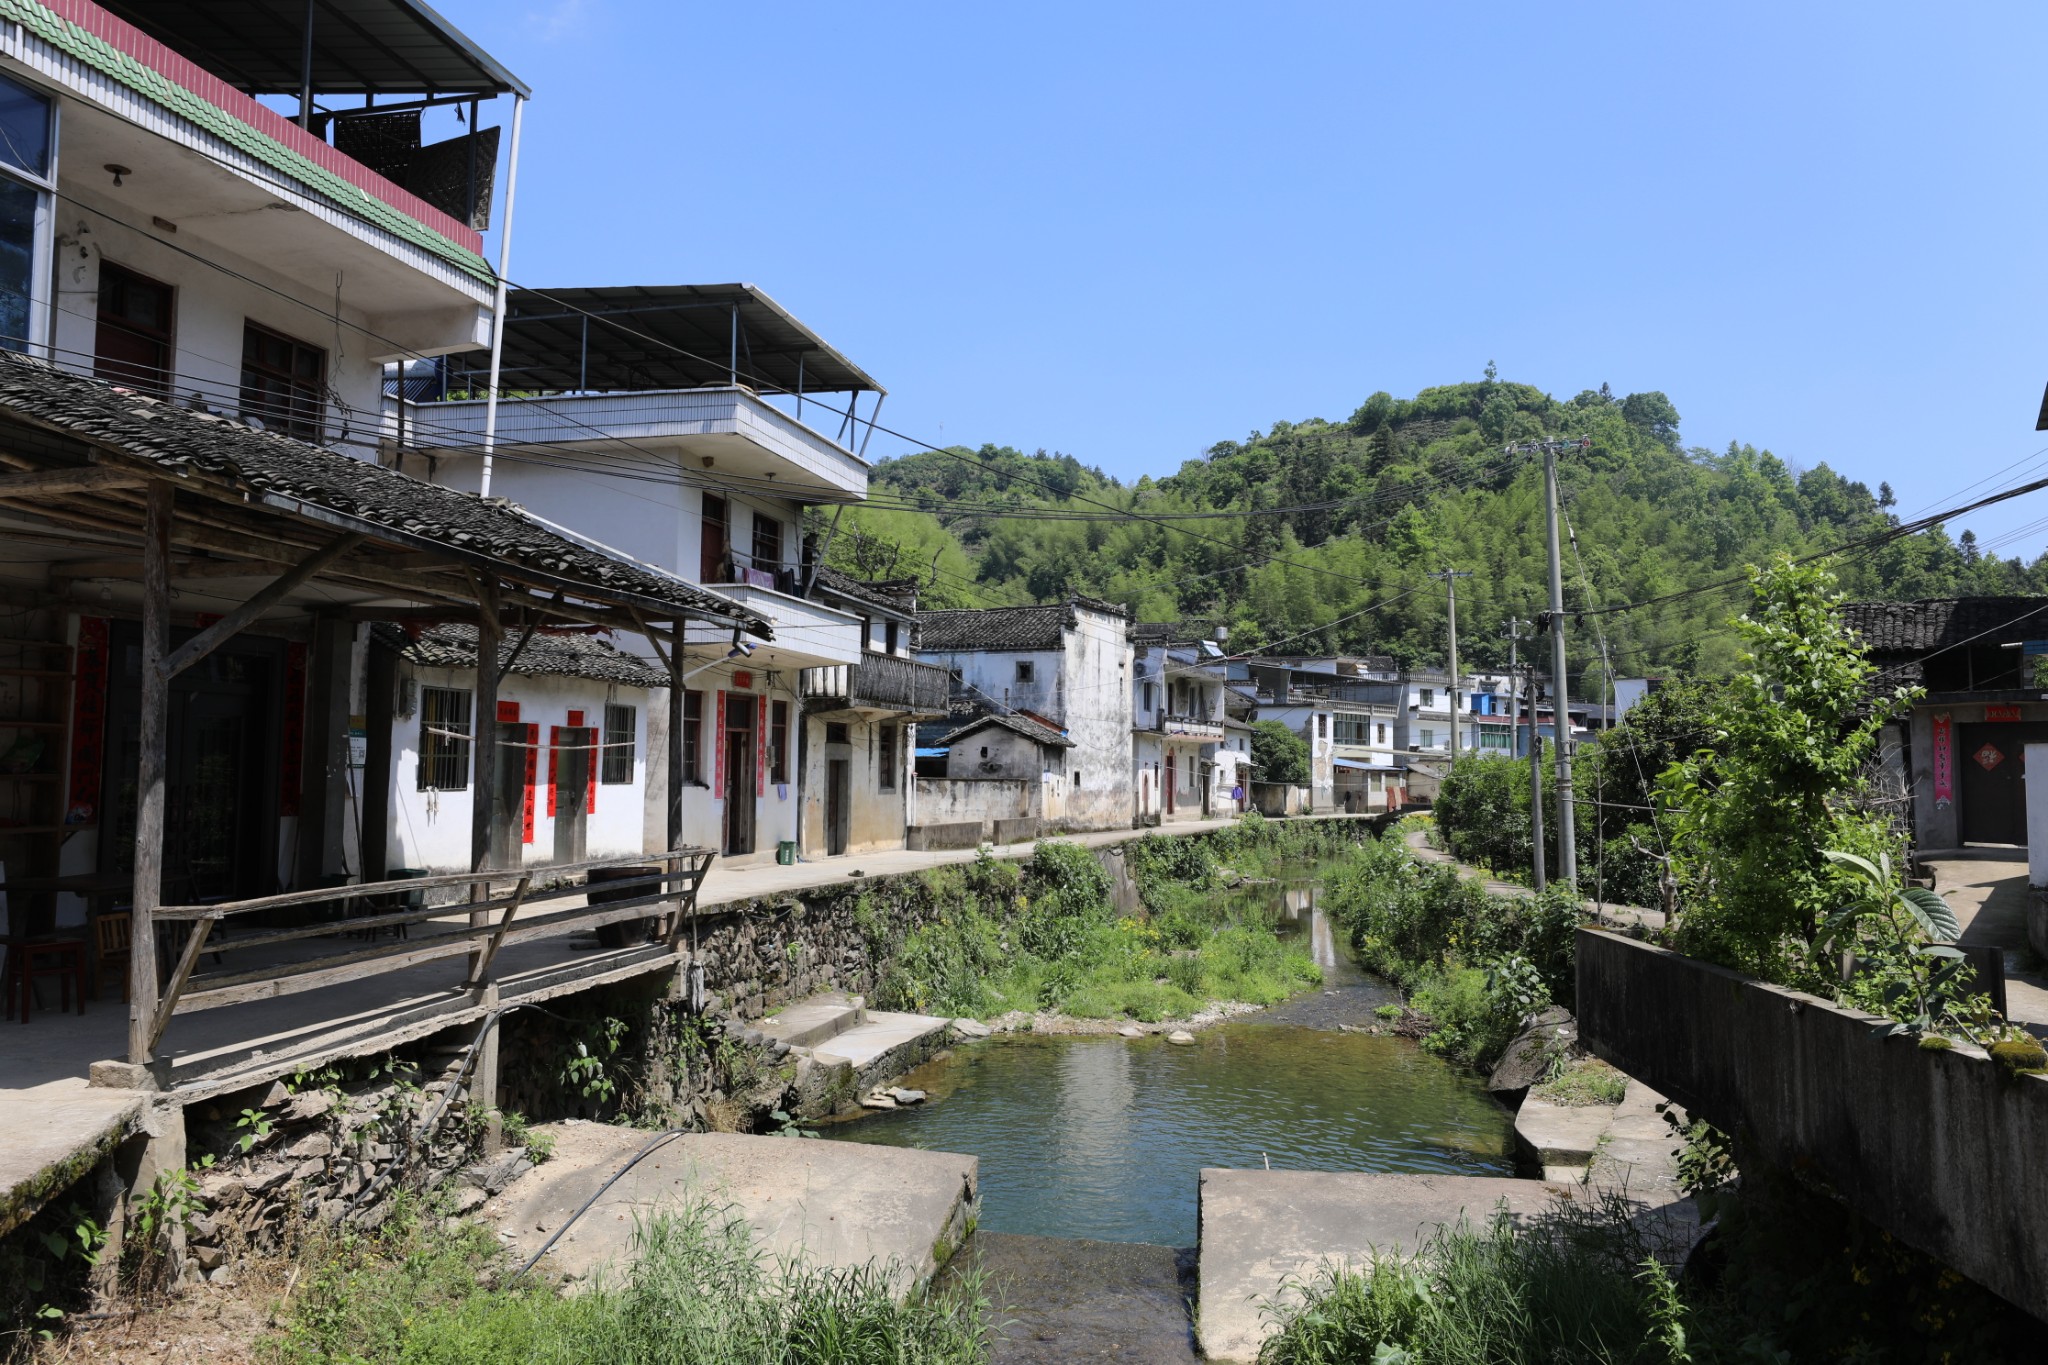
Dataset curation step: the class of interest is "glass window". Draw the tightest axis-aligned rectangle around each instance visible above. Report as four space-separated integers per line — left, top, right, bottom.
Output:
683 690 704 782
751 513 783 574
0 73 52 180
1420 688 1435 707
0 176 38 353
1420 728 1435 748
418 687 472 790
601 704 635 784
240 322 326 440
770 700 789 783
878 722 897 792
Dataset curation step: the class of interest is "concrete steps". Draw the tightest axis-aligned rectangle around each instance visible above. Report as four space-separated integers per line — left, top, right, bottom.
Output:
758 993 954 1106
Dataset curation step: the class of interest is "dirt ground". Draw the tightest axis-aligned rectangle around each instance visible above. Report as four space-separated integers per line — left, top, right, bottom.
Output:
26 1264 289 1365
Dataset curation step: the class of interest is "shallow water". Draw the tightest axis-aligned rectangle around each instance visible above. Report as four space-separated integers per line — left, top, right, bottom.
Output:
825 886 1515 1248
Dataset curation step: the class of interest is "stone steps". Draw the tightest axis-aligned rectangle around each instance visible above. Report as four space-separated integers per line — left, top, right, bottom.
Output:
758 993 954 1110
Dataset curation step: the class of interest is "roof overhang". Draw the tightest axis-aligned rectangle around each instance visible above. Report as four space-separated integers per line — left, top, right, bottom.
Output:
97 0 528 97
482 284 883 396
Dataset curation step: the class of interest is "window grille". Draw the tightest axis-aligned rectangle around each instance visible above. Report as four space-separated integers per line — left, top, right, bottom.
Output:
683 691 704 782
878 723 897 791
418 686 472 790
602 704 636 784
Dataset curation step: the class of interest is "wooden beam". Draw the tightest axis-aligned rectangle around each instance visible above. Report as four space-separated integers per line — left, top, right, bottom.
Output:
500 591 561 674
160 533 367 680
130 481 172 1069
469 571 503 985
0 466 148 500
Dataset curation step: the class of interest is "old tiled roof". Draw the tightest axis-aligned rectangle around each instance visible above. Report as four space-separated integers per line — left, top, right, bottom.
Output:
1840 597 2048 656
938 711 1074 750
918 603 1075 652
0 352 767 632
814 567 917 618
372 623 666 687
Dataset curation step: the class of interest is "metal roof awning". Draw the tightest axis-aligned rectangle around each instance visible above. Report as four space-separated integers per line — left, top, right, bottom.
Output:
99 0 528 97
486 285 884 397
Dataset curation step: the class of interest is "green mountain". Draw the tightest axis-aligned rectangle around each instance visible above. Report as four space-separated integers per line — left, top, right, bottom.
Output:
820 375 2042 688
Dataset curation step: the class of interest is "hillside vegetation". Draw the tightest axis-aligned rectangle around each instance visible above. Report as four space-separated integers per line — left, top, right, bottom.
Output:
823 372 2042 685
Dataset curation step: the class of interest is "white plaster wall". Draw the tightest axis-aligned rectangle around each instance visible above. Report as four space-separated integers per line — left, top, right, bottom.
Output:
927 646 1065 719
1057 608 1133 830
49 185 398 464
2027 743 2048 886
914 777 1034 825
385 666 655 873
799 713 910 856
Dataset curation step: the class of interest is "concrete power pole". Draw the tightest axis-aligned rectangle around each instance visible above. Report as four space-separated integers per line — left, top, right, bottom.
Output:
1433 569 1473 758
1541 444 1578 890
1504 617 1530 759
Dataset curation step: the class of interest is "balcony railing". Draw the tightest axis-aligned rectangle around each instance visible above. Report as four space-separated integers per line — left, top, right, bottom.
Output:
1155 713 1225 740
802 653 951 715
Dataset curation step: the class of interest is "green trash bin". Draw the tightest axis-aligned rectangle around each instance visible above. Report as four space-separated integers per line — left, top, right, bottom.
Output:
777 840 797 866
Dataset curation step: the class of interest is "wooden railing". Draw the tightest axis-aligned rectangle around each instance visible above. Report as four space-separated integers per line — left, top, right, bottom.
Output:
801 654 950 714
141 849 715 1058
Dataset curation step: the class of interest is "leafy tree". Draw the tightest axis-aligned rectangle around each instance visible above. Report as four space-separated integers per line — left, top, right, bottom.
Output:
1249 720 1310 786
1659 558 1917 985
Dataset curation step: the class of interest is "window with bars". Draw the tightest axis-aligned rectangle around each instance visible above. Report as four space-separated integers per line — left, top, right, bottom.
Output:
240 322 326 441
418 686 472 790
751 512 783 574
770 700 789 783
683 691 704 783
878 722 897 791
602 704 636 784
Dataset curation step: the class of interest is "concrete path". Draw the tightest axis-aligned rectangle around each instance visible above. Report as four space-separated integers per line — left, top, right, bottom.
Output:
487 1120 977 1296
1925 856 2048 1030
1195 1169 1572 1363
1513 1094 1612 1179
945 1232 1198 1363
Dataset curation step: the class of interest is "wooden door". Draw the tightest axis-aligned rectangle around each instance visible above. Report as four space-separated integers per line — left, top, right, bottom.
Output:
1165 752 1177 815
723 710 754 856
1958 722 2048 845
826 758 850 856
94 263 172 396
554 729 590 863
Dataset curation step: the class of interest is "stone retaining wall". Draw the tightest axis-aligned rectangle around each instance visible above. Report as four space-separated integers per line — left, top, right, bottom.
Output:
1575 926 2048 1322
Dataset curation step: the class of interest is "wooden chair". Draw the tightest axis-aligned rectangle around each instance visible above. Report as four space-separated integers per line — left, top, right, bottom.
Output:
91 911 131 1003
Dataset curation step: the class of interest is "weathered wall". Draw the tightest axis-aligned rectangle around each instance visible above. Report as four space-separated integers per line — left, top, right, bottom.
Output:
1060 608 1135 830
943 725 1043 780
914 777 1035 829
1576 927 2048 1322
800 713 911 857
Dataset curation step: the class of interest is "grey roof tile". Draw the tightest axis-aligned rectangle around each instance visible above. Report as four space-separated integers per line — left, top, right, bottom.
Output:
372 622 666 687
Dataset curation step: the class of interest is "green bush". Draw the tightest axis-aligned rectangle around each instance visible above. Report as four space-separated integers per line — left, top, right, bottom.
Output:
266 1198 990 1365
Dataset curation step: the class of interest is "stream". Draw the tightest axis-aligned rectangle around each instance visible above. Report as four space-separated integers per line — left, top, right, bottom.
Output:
822 883 1515 1248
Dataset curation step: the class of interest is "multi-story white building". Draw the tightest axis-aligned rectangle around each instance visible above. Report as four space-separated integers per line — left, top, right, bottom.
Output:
1131 628 1228 823
1242 661 1404 811
402 285 891 865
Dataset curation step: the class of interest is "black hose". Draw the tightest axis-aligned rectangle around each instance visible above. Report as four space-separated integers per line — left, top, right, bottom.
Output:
510 1127 692 1279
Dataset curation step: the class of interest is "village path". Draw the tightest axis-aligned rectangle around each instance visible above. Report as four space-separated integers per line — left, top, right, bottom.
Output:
5 811 1385 1233
1923 856 2048 1030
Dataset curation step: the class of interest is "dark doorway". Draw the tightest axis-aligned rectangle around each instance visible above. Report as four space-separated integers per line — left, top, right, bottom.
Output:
826 757 850 856
1958 722 2048 846
1165 752 1177 816
701 494 728 583
104 625 281 901
490 721 527 866
723 699 755 856
554 728 592 864
94 262 173 396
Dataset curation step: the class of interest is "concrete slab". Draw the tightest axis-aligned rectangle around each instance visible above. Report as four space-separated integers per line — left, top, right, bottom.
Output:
488 1120 977 1296
0 1082 143 1236
813 1010 952 1089
947 1232 1197 1363
1196 1169 1571 1363
1926 856 2048 1030
1587 1080 1684 1204
758 993 864 1049
1513 1094 1615 1168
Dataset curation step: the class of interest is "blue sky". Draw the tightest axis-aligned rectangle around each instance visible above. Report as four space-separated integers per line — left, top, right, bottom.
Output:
450 1 2048 554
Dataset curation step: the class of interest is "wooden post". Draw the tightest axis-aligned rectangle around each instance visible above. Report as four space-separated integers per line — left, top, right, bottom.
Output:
668 633 685 852
468 576 502 984
129 482 172 1068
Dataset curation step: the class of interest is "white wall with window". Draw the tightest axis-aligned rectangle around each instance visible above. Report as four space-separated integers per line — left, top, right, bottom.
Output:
385 666 656 874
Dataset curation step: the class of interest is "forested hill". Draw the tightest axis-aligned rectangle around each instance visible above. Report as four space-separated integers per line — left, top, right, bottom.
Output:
820 375 2042 686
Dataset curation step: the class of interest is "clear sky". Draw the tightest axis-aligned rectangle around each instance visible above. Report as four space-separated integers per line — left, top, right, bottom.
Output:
447 1 2048 555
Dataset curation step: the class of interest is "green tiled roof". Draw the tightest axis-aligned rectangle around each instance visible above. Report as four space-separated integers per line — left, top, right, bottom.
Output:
1 0 495 286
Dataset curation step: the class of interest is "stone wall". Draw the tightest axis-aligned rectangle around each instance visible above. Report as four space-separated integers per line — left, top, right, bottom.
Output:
1576 927 2048 1322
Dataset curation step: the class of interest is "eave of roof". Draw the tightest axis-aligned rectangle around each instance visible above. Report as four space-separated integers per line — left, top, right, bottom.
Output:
374 622 665 687
0 352 769 632
938 712 1074 749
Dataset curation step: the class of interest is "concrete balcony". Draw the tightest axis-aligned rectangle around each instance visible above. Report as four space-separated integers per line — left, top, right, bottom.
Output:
1153 715 1225 741
801 654 951 720
691 583 862 669
405 387 868 502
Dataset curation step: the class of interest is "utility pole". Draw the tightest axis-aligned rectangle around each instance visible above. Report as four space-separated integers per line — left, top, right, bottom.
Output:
1526 661 1546 891
1504 616 1530 759
1432 569 1473 758
1505 438 1588 890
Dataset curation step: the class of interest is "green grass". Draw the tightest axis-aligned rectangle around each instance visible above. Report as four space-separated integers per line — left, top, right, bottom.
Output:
1256 1199 1689 1365
1533 1060 1628 1108
263 1198 990 1365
